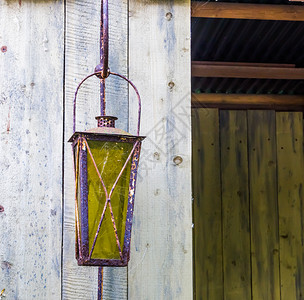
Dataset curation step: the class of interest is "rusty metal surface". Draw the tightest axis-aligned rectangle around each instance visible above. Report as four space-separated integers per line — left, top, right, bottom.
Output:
122 143 141 263
108 71 142 136
72 113 145 267
73 136 143 266
69 133 144 146
98 267 103 300
96 116 117 127
70 0 144 290
72 70 142 136
79 144 89 258
71 83 144 269
86 126 132 136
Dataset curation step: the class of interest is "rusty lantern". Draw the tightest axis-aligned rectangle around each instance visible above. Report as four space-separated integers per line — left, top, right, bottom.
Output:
69 70 145 267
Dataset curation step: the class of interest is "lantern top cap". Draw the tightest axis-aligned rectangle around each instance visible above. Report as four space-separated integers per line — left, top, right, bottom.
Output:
95 115 117 128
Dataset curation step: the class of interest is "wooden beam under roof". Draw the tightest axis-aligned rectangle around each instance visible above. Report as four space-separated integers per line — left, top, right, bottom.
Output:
192 93 304 110
192 61 304 80
191 1 304 21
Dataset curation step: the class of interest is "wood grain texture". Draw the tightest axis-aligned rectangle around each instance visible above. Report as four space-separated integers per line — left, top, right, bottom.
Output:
220 110 251 300
128 0 192 299
191 1 304 21
102 0 129 298
192 109 223 300
63 0 100 296
0 0 63 298
191 62 304 80
191 93 304 111
248 111 280 300
276 112 304 300
63 0 128 298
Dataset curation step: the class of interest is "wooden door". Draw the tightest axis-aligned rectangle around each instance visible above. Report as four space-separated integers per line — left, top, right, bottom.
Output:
192 109 304 300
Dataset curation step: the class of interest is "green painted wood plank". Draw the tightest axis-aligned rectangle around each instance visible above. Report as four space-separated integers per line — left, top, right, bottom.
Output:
192 108 223 300
248 110 280 300
220 110 251 300
276 112 304 300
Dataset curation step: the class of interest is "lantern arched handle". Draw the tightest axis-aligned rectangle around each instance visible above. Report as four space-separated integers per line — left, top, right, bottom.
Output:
73 71 142 136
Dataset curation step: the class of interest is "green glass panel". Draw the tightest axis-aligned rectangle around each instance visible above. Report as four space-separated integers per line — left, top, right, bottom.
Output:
87 140 133 259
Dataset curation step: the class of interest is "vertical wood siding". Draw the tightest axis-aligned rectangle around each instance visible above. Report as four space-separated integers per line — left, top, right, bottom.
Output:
193 108 304 300
277 112 304 300
63 0 100 296
0 0 191 297
220 111 251 300
102 0 129 296
128 0 192 299
192 109 222 300
63 0 129 298
0 0 63 298
248 111 280 300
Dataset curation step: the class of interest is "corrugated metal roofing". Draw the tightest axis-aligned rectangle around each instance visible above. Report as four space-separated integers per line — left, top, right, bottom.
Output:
191 12 304 94
192 18 304 65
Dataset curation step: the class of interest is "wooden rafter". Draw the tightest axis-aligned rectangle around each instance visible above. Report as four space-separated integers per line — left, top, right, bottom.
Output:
192 61 304 80
192 93 304 110
196 61 296 68
191 1 304 21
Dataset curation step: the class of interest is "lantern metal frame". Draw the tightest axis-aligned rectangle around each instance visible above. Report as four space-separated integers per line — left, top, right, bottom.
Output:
69 71 145 267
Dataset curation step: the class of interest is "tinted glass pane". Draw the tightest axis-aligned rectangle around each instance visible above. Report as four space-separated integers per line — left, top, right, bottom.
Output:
87 140 133 259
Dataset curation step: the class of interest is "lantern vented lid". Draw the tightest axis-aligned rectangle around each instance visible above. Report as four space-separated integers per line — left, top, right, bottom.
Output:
95 116 117 128
86 115 131 135
68 115 145 142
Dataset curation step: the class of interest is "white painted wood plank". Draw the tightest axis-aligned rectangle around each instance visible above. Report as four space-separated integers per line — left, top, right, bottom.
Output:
128 1 192 299
103 0 129 298
63 0 101 297
102 267 128 300
0 0 63 298
63 0 129 298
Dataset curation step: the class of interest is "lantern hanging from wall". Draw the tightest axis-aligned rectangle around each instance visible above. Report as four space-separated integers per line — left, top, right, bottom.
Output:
68 0 145 266
69 70 145 267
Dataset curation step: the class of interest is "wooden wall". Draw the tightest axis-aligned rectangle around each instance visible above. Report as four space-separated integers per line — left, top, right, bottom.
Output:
193 108 304 300
0 0 63 298
0 0 192 298
128 0 192 299
63 0 129 297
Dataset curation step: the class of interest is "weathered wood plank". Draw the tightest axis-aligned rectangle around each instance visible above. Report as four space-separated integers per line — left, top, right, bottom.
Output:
128 0 192 299
63 0 100 297
191 93 304 111
276 112 304 300
191 1 304 21
220 110 251 300
248 110 280 300
191 61 304 80
0 0 63 298
102 0 129 298
63 0 129 297
192 108 223 300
